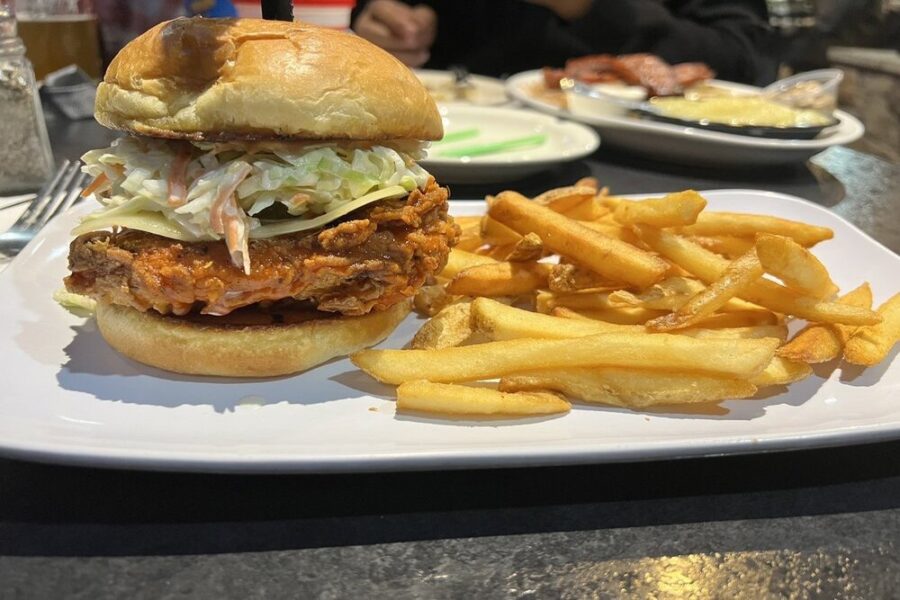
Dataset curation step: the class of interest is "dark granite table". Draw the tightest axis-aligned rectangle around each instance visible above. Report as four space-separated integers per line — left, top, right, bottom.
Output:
2 107 900 599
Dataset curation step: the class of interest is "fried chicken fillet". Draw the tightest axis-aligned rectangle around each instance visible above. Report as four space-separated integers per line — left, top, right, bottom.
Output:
66 179 457 317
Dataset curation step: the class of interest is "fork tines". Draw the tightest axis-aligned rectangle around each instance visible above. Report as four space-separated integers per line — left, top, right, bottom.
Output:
19 160 88 229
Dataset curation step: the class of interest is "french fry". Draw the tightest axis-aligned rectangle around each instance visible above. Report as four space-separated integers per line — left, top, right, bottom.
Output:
551 305 780 333
647 249 763 331
455 217 484 251
441 248 497 279
472 297 644 340
691 235 756 258
550 306 592 320
351 334 779 384
635 226 880 326
607 276 705 310
505 232 544 262
413 284 460 317
553 306 666 325
580 220 642 245
499 368 757 408
454 216 481 228
455 234 485 252
480 243 517 261
548 264 619 293
612 290 765 314
777 283 872 363
574 176 599 190
749 357 813 386
736 275 874 326
755 233 839 299
599 195 622 209
720 297 768 312
613 190 707 227
688 310 780 329
561 197 607 221
490 191 669 287
535 291 556 314
678 212 834 247
411 302 473 350
665 263 696 278
679 324 788 341
844 292 900 366
532 186 596 212
447 262 551 297
480 215 522 246
543 291 614 311
472 297 784 342
396 381 570 416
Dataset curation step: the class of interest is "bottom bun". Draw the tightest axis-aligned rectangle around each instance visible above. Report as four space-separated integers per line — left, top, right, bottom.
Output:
95 300 412 377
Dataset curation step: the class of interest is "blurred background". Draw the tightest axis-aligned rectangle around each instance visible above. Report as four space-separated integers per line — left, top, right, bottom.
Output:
11 0 899 162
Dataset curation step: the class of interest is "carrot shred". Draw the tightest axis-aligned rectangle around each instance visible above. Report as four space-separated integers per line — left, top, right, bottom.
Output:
81 172 108 197
209 163 253 272
167 147 192 207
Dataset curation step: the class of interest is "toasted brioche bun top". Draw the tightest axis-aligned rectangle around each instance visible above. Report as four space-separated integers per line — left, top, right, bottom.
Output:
95 17 442 142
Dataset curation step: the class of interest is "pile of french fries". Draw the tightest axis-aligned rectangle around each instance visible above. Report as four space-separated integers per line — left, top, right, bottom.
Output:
352 180 900 418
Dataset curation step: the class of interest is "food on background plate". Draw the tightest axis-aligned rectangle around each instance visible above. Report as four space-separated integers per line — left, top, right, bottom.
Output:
648 96 836 129
414 71 509 106
539 55 836 138
63 17 458 377
543 53 714 97
351 183 898 420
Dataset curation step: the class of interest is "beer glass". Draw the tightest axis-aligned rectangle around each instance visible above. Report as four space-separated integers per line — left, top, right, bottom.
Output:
15 0 102 80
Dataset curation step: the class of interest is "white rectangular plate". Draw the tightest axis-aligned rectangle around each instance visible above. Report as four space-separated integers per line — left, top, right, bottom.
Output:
0 190 897 473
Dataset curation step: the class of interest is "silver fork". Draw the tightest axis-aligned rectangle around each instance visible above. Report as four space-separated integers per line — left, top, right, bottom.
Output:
0 160 88 271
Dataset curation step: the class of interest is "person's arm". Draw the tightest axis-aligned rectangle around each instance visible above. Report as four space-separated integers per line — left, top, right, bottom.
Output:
565 0 776 84
351 0 436 67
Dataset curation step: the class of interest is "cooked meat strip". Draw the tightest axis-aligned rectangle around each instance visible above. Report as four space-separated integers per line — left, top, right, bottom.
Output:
673 62 716 88
564 54 621 85
66 179 459 317
613 54 681 97
542 67 567 89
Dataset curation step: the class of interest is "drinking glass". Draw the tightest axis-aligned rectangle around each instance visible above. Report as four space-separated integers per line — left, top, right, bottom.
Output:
14 0 102 80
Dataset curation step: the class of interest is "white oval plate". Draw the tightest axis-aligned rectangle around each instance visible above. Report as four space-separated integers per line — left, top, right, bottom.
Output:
421 105 600 184
413 69 510 106
506 70 865 167
0 190 897 473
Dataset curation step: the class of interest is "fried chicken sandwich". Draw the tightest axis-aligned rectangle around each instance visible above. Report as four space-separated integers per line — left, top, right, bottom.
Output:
64 17 458 377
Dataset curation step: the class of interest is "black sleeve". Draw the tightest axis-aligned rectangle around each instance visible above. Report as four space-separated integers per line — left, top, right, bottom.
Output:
352 0 567 77
566 0 777 84
352 0 777 85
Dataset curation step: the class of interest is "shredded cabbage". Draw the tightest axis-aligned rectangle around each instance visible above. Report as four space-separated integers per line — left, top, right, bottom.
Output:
77 137 432 271
53 289 97 313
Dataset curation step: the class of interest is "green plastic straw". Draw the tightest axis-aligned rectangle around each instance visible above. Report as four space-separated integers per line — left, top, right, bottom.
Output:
438 134 548 158
435 128 480 144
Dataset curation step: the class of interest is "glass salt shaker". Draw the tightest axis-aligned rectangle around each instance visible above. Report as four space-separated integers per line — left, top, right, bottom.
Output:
0 0 53 193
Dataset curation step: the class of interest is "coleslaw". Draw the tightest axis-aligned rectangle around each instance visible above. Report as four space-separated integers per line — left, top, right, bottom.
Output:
75 137 432 273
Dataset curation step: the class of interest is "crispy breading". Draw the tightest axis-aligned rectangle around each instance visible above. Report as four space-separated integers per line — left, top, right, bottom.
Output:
66 180 458 316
